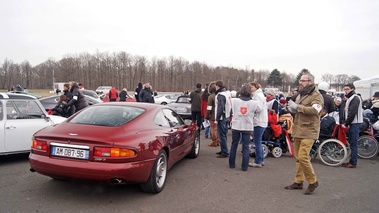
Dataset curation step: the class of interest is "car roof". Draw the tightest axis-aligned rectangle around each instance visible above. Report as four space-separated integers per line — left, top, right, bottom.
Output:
0 92 37 100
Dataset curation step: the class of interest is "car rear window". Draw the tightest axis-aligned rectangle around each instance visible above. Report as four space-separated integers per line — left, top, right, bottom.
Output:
69 105 145 126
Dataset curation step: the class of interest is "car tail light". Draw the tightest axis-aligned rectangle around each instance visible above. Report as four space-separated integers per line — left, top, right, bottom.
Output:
94 147 136 157
32 139 47 151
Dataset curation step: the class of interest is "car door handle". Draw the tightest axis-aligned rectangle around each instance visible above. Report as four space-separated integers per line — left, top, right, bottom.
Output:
6 126 16 130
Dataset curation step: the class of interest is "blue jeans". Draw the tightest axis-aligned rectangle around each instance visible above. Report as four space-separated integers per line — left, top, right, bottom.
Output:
229 130 251 170
217 119 229 155
254 126 266 164
348 123 362 165
191 111 202 128
205 125 212 138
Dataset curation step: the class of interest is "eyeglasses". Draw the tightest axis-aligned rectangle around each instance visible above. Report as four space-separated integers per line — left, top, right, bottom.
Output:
299 80 310 83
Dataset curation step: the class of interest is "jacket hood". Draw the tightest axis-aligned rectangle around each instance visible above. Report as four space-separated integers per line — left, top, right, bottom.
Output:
208 82 216 94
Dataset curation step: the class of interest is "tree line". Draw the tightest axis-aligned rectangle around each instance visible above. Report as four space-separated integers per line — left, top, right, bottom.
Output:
0 50 360 92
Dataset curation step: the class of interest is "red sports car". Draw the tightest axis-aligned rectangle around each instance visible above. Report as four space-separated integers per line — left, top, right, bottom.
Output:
29 102 199 193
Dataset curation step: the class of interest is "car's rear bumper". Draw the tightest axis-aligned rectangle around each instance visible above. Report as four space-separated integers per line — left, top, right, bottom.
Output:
29 153 155 184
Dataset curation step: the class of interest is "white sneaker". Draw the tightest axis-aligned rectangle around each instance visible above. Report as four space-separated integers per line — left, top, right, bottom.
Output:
248 162 262 168
261 161 265 166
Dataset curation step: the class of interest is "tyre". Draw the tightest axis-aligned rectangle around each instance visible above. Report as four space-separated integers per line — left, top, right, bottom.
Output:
161 102 167 105
262 144 269 158
271 147 282 158
187 131 200 158
358 135 379 159
140 150 168 193
318 139 348 167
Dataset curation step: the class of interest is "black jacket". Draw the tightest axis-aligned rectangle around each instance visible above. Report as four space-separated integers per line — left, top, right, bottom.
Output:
319 90 334 113
134 83 143 102
139 88 154 103
119 90 128 101
67 83 89 112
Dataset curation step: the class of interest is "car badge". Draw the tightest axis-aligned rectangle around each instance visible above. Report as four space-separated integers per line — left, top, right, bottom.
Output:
69 133 78 136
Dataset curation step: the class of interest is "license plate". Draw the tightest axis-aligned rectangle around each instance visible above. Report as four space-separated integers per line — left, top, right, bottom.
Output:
52 146 89 160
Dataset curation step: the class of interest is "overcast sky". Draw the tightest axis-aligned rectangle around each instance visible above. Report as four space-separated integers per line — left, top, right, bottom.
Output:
1 0 378 83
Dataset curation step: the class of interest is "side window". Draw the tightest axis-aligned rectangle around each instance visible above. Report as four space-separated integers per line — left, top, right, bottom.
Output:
6 101 18 119
6 100 44 120
162 109 184 127
154 111 170 128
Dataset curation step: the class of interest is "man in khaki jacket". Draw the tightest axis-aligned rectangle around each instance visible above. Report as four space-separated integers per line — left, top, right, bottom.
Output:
285 72 324 195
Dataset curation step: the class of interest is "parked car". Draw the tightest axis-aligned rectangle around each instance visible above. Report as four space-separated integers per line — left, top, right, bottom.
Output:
39 95 103 113
154 93 182 105
29 102 200 193
167 95 191 119
0 93 66 155
95 86 112 95
7 90 42 99
81 89 102 102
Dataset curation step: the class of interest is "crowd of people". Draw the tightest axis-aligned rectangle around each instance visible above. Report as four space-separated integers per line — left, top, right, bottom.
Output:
10 73 379 196
52 82 89 117
186 72 379 195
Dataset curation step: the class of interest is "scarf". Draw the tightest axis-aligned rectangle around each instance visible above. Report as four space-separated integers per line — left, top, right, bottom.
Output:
266 95 275 102
299 84 316 97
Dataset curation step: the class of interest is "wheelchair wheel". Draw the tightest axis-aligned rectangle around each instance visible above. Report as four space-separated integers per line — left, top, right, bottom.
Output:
249 142 256 157
262 144 269 158
358 135 379 159
318 139 348 167
271 147 282 158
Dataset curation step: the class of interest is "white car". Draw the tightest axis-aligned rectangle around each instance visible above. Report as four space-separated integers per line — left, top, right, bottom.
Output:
0 93 66 155
154 93 182 105
95 86 112 95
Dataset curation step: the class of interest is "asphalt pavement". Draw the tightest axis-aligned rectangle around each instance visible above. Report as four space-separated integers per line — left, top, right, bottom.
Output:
1 131 378 213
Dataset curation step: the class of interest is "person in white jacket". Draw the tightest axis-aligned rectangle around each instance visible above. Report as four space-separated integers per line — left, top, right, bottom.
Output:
229 84 259 171
249 82 268 168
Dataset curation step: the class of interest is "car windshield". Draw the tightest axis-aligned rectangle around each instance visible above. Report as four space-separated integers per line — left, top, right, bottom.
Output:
69 105 145 126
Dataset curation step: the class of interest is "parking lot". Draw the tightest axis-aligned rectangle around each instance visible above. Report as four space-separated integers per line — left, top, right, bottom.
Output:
1 132 379 213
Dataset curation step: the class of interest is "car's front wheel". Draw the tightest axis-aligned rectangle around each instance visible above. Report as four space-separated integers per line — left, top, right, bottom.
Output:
140 150 168 193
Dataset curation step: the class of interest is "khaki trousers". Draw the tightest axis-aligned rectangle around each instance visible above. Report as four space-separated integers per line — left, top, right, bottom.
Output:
293 138 317 184
210 121 219 144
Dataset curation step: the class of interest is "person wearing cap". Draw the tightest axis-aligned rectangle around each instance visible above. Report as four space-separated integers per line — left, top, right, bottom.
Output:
266 89 279 115
370 91 379 122
317 82 334 114
329 97 342 124
285 72 323 195
341 83 363 169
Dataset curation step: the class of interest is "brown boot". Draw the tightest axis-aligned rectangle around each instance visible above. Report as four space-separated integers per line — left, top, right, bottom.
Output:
304 181 319 195
284 182 303 190
208 142 218 147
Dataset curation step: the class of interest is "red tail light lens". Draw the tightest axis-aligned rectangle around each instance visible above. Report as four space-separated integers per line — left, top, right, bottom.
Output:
94 147 136 157
32 139 47 151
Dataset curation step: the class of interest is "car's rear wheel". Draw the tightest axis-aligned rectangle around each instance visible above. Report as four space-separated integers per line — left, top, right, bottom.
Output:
140 150 167 193
187 131 200 158
161 102 167 105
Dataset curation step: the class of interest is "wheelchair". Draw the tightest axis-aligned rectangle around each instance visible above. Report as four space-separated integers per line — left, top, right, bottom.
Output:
357 117 379 159
310 134 348 167
249 122 294 158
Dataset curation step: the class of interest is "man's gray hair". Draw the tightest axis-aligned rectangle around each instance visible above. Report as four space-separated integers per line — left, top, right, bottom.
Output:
303 73 315 82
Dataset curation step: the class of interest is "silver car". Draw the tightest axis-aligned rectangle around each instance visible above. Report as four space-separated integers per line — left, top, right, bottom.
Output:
167 95 191 119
